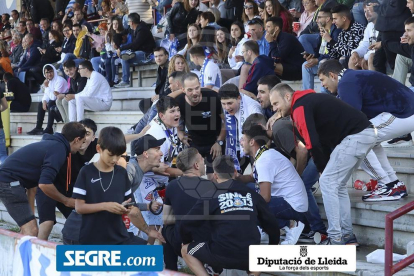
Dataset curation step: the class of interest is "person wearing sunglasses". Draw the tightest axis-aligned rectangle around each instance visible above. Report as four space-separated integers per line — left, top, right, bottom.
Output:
36 119 98 241
242 0 261 32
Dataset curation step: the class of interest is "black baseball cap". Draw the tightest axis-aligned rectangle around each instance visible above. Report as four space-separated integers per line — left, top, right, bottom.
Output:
134 134 165 155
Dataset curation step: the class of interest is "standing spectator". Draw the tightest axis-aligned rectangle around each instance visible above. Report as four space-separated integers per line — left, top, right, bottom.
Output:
3 73 32 112
167 0 199 50
296 0 318 36
189 45 222 91
266 16 305 80
69 60 112 121
57 60 88 123
242 0 261 32
114 13 155 88
371 0 411 70
264 0 295 33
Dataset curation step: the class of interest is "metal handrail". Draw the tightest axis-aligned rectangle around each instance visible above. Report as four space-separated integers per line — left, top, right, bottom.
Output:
384 201 414 276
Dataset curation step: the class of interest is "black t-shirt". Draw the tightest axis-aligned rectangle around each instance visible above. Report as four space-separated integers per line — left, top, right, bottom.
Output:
6 78 31 109
180 180 280 259
72 163 133 245
68 72 88 94
0 91 4 129
54 139 98 196
164 176 212 242
272 117 303 159
176 88 223 146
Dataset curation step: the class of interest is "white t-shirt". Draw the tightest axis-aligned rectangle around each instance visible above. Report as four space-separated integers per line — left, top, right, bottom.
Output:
255 148 308 213
203 60 222 90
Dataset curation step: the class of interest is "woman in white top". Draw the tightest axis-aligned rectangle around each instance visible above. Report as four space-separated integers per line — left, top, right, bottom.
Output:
295 0 318 36
228 21 249 70
242 0 261 33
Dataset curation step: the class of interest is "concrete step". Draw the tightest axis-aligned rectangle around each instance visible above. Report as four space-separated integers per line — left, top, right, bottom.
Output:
28 87 155 112
352 147 414 194
316 189 414 254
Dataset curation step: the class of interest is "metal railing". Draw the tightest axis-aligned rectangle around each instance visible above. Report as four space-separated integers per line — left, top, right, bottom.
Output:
385 201 414 276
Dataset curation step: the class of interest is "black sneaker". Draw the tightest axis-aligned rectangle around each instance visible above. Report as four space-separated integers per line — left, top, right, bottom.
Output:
204 264 222 276
43 128 53 134
382 134 413 148
27 128 44 135
318 237 345 245
343 233 359 246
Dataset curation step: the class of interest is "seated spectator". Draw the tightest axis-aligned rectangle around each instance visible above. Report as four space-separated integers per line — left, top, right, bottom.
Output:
301 7 341 91
60 24 88 71
199 11 220 30
0 42 13 76
242 0 261 32
181 155 280 275
69 60 112 122
266 16 305 80
39 18 51 49
10 10 20 29
98 0 113 19
114 13 155 88
57 60 87 123
27 65 67 135
139 47 170 114
16 33 42 79
165 54 190 92
1 14 11 32
167 0 199 50
84 0 99 19
279 0 302 14
247 18 269 56
72 8 93 32
228 21 248 70
51 20 63 35
295 0 318 36
348 0 379 71
239 40 275 99
57 24 76 63
210 0 226 19
189 45 222 91
16 20 28 36
240 125 308 245
215 27 231 69
177 24 201 70
198 26 218 57
264 0 294 33
3 73 32 112
89 22 108 72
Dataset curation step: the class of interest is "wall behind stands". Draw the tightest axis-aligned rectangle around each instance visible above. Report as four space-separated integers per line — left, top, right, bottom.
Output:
0 0 17 14
0 228 188 276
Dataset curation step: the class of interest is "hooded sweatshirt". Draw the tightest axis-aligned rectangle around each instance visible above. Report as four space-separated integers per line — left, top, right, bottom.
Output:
242 55 275 95
41 64 68 103
291 90 370 173
0 133 71 189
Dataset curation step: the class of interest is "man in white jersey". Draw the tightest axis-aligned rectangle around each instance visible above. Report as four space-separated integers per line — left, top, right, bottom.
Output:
189 45 222 91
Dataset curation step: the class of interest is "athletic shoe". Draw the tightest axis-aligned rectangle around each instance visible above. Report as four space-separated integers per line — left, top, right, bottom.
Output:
362 185 401 202
396 181 408 198
318 237 345 245
281 221 305 245
114 81 130 88
382 134 413 148
260 228 269 244
43 128 53 134
313 232 328 244
121 50 136 61
204 264 222 276
27 127 44 135
343 233 359 246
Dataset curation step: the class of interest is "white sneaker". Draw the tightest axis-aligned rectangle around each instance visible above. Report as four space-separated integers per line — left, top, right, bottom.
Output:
259 227 269 244
281 221 305 245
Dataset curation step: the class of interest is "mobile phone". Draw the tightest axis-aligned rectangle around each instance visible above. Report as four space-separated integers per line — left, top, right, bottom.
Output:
301 51 310 57
123 202 135 207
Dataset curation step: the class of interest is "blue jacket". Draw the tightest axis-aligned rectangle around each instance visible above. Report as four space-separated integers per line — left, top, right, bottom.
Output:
0 133 71 189
243 55 275 95
337 69 414 119
18 40 42 71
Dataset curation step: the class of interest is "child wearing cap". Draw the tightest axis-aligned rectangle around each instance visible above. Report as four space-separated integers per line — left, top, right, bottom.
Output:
72 126 147 245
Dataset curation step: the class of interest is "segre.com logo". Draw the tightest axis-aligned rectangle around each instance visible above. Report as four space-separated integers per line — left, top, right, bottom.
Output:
56 245 163 271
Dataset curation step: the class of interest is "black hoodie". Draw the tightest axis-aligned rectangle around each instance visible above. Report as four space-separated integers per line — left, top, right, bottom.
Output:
0 133 70 189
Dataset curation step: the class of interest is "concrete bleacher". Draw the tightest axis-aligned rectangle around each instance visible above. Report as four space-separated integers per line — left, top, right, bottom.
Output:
2 74 414 275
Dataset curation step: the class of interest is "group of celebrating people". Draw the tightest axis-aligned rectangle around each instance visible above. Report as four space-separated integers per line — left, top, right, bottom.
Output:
0 0 413 275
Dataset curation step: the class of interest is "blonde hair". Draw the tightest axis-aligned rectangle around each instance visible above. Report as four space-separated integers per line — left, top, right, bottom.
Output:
168 54 190 76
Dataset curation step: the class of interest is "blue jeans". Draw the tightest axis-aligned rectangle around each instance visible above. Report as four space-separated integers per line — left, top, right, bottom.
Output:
301 158 326 233
121 50 147 83
104 56 117 83
0 129 8 164
352 2 367 26
91 56 102 72
268 196 307 229
298 33 319 55
301 61 329 93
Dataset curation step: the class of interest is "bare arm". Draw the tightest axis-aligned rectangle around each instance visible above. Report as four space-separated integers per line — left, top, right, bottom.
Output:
0 97 8 112
75 198 127 215
162 205 175 225
259 181 272 203
39 184 75 208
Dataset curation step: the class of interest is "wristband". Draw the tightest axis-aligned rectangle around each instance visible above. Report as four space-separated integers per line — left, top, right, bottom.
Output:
149 201 163 215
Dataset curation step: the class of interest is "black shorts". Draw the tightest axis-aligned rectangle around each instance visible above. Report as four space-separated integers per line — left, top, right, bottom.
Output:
0 181 35 227
162 224 182 256
36 187 73 224
186 241 249 271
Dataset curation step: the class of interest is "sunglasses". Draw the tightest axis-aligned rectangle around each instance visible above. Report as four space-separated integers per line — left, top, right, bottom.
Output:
244 5 254 9
121 155 130 162
247 18 263 26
